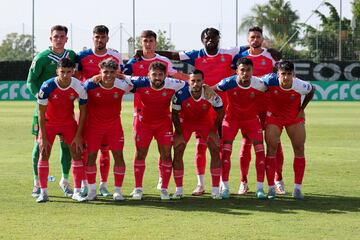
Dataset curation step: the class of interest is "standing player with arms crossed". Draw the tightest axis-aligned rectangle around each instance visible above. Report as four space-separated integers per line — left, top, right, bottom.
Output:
171 69 224 199
232 26 285 195
263 61 315 199
27 25 76 198
36 58 87 203
84 58 132 201
76 25 124 197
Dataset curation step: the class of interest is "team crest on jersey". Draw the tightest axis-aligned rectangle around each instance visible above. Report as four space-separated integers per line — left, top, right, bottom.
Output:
220 56 225 62
261 60 266 65
114 92 119 99
69 93 75 100
290 94 296 100
186 103 191 108
162 91 167 97
250 92 255 98
202 104 208 110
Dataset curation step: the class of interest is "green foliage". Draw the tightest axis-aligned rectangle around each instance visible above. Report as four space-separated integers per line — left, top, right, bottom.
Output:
0 101 360 239
0 33 34 61
135 30 175 51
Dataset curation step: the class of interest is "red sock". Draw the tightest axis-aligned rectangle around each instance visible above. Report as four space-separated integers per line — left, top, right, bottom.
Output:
195 139 207 175
81 147 88 181
161 161 173 189
254 144 265 182
210 168 221 187
72 160 84 188
86 165 97 185
265 156 276 186
240 138 252 182
293 157 306 184
99 146 110 183
173 169 184 188
221 144 232 182
114 165 126 187
158 158 163 179
134 159 145 188
38 160 49 188
275 142 284 181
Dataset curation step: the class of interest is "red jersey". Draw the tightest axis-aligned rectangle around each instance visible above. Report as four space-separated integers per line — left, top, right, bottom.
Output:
129 76 186 125
84 78 132 129
37 77 87 126
263 73 313 121
217 75 266 122
76 48 124 82
172 85 223 125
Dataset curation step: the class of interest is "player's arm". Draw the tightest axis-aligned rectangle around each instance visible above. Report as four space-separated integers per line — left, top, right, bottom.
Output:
72 103 87 153
210 94 225 135
267 48 283 61
171 108 186 148
27 57 44 97
171 71 189 80
297 84 316 118
38 104 50 157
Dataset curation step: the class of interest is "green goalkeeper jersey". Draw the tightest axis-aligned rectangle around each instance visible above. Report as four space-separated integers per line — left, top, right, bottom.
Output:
26 47 76 97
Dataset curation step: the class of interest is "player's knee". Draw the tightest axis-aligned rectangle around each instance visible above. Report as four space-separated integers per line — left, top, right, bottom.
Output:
87 152 97 165
293 145 304 156
135 148 148 160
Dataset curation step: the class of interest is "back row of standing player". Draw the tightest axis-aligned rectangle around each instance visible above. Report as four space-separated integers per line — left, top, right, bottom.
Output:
27 25 315 202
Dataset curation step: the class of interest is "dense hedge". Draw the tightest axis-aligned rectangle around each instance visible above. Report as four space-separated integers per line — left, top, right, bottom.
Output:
0 61 32 81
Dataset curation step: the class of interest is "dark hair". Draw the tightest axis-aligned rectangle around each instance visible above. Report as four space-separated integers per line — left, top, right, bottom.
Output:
236 57 253 67
93 25 109 35
99 58 118 70
140 30 157 40
149 61 167 73
191 69 204 79
51 25 68 35
276 60 294 71
57 58 75 68
200 28 220 40
248 26 263 34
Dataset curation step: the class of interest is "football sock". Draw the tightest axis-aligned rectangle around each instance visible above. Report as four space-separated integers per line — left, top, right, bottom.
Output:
256 181 264 190
221 143 232 182
239 138 252 183
222 181 230 190
114 165 126 188
59 141 71 180
114 187 122 194
254 143 266 183
158 158 162 179
134 159 145 188
294 184 302 191
85 165 97 185
161 161 172 189
175 187 183 194
38 160 49 189
197 174 205 186
99 146 110 183
210 168 221 188
195 139 207 175
32 140 40 180
265 156 276 186
211 187 219 195
72 160 84 189
275 142 284 181
173 169 184 188
293 156 306 184
40 188 48 196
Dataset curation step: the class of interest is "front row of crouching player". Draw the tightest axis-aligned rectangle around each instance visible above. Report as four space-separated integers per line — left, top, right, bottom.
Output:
35 57 314 203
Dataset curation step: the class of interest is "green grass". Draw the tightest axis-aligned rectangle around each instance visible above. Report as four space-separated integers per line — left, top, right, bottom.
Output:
0 101 359 240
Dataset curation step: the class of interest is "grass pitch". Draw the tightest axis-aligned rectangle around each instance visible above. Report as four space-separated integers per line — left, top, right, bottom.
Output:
0 101 359 240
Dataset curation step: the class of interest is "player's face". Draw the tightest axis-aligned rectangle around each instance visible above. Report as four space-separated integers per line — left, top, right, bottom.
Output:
189 73 203 93
141 37 157 53
248 31 263 49
148 69 166 89
236 64 253 86
100 67 116 85
50 30 68 51
93 33 109 51
56 67 74 82
202 32 219 52
278 69 295 88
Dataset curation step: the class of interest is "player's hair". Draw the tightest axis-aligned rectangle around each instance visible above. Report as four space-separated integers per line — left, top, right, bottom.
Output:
148 61 167 73
140 30 157 40
191 69 204 79
236 57 253 67
200 28 220 40
93 25 109 35
51 25 68 35
276 60 294 72
57 58 75 68
99 58 118 70
248 26 263 34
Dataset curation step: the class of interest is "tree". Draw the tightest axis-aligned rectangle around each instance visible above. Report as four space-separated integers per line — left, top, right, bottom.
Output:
352 0 360 59
135 30 175 51
0 33 34 61
301 2 354 61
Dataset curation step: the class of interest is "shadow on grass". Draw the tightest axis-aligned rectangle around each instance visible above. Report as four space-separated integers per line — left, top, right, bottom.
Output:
49 192 360 215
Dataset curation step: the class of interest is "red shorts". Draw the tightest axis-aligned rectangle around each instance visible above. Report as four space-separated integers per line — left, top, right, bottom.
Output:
86 123 124 153
181 123 214 143
134 118 173 148
265 114 305 130
222 117 263 142
258 111 267 130
39 122 77 146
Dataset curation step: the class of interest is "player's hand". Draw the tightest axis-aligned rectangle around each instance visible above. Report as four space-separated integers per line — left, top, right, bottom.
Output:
92 74 102 83
268 48 282 61
297 109 305 119
71 135 83 154
173 133 185 148
203 85 216 100
39 137 51 158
